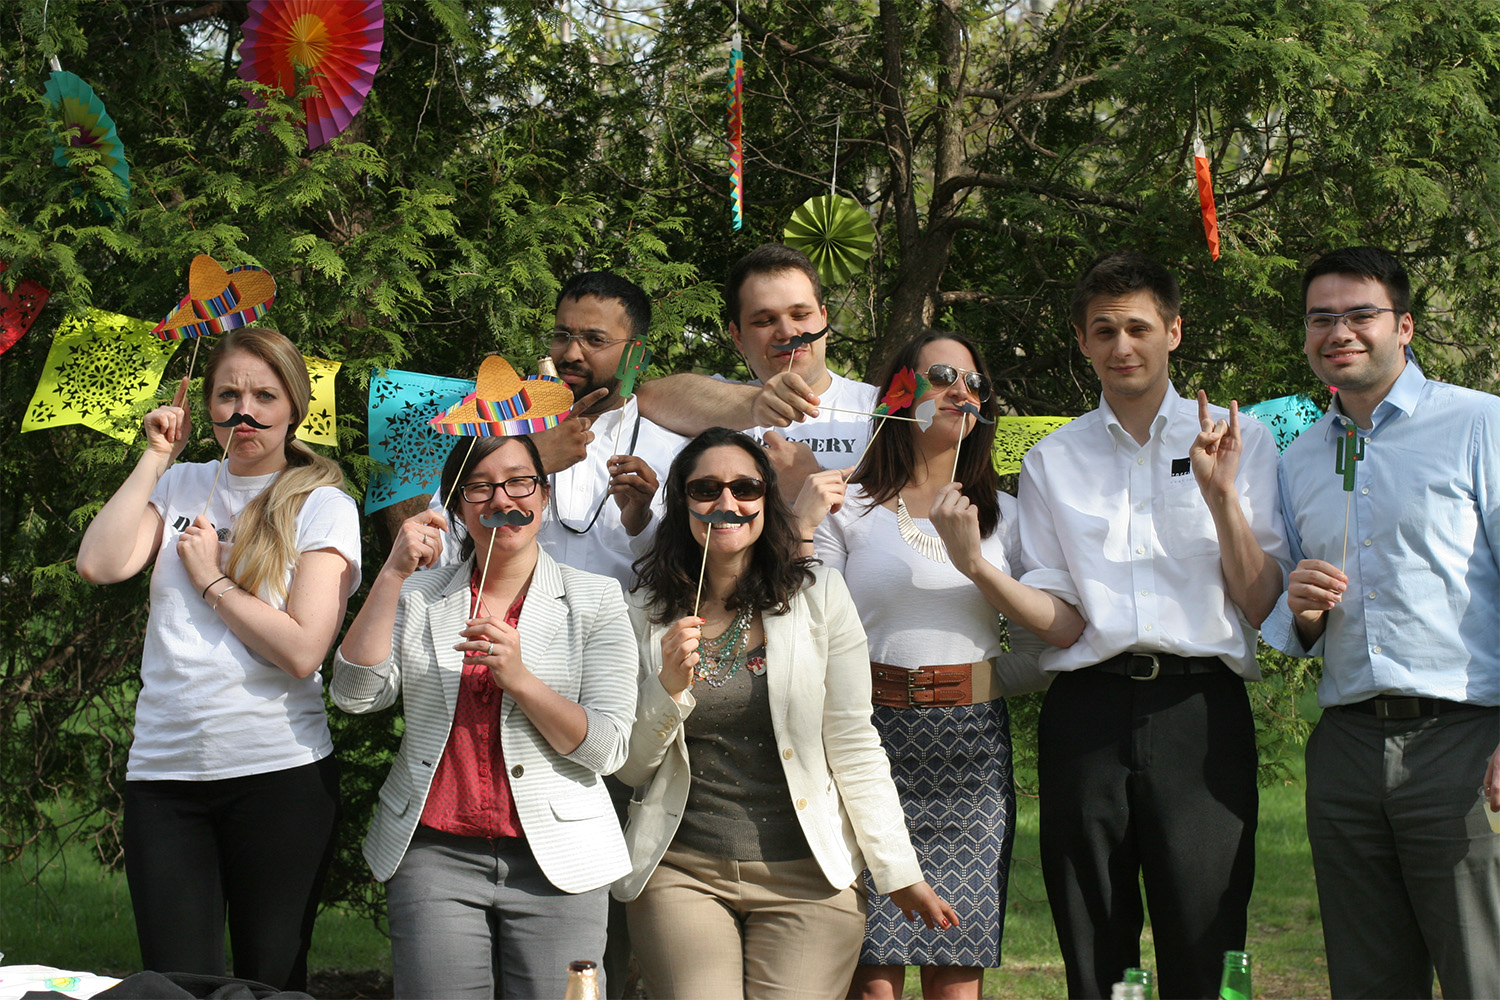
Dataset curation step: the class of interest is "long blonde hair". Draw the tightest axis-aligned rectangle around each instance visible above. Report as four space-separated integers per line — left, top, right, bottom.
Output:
202 328 346 602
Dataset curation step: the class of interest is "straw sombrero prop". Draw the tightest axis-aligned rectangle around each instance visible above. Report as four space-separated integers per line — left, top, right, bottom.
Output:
153 254 277 340
429 355 573 436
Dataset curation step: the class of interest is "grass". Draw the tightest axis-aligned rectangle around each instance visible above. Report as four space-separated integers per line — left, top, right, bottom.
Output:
5 775 1326 998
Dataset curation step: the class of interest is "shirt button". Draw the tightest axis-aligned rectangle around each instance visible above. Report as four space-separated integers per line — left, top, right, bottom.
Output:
1367 591 1376 600
1136 545 1146 555
1137 457 1146 466
796 798 807 809
1372 645 1382 655
1144 624 1154 632
511 764 523 778
1140 590 1149 596
782 748 794 760
1137 502 1146 512
1363 538 1372 546
1361 487 1370 495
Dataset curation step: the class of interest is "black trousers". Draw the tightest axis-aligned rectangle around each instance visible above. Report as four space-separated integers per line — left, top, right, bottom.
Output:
1038 667 1258 1000
122 755 340 992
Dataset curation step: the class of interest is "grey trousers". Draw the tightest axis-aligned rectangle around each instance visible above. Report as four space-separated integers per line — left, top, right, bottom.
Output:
1306 704 1500 999
387 826 610 999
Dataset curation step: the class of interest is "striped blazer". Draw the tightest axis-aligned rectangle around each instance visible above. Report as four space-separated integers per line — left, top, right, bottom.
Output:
331 549 636 893
612 565 924 902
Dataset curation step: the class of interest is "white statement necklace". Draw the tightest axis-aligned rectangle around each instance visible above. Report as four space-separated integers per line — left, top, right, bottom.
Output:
895 496 947 563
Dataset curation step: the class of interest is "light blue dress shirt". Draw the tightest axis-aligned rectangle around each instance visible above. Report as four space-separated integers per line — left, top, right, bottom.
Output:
1261 362 1500 707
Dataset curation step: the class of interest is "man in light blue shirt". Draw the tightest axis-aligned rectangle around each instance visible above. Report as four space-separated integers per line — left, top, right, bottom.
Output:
1262 246 1500 999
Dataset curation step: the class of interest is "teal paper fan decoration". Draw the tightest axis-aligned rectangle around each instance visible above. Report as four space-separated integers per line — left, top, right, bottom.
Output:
43 70 131 206
783 194 875 285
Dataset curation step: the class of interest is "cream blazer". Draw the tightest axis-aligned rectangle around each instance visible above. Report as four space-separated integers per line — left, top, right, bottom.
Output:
612 565 923 902
331 550 637 894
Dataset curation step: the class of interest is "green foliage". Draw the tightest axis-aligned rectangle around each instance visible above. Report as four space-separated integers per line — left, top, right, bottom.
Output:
5 0 1500 943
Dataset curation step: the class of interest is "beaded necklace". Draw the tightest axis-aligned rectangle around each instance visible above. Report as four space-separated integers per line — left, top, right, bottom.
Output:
694 607 757 688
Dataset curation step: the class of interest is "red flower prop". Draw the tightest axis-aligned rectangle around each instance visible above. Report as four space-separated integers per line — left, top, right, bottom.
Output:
237 0 385 149
878 367 925 414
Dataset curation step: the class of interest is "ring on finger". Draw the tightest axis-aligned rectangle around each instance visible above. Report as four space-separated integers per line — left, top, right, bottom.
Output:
486 642 494 656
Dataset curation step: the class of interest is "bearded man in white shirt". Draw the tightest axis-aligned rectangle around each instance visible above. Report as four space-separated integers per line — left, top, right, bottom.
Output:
1016 252 1289 999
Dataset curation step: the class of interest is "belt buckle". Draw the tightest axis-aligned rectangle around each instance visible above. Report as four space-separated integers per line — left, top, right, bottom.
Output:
906 669 918 708
1127 653 1160 681
1373 698 1421 720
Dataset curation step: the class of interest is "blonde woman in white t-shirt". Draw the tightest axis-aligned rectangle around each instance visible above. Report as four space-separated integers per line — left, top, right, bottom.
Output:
76 327 361 992
804 330 1079 1000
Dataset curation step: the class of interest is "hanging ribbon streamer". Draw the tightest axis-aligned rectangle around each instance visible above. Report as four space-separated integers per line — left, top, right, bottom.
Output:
727 21 745 231
1193 133 1221 261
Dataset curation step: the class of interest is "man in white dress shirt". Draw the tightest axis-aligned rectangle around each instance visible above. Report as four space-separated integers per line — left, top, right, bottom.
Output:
635 244 878 497
434 272 685 591
1017 252 1288 999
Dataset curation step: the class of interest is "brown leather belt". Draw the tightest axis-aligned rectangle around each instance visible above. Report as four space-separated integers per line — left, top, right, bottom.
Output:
870 661 997 709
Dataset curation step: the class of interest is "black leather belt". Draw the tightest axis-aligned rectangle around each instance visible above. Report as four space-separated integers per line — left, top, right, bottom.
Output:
1338 696 1491 720
1089 652 1226 681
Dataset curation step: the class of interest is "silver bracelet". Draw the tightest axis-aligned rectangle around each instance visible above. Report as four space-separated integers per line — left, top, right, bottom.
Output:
212 583 239 610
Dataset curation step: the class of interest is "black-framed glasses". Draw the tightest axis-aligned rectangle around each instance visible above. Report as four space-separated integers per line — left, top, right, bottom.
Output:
1303 308 1401 334
924 363 992 403
460 476 543 503
684 477 767 503
548 329 631 353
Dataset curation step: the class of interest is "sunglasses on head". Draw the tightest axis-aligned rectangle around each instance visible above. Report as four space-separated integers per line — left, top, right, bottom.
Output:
684 477 767 503
924 363 992 403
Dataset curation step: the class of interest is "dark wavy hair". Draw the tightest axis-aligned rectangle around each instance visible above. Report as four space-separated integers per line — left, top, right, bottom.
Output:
852 329 1002 538
632 427 817 624
438 434 548 561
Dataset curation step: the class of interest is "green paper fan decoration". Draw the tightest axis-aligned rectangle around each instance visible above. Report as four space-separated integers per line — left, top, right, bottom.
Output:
783 194 876 285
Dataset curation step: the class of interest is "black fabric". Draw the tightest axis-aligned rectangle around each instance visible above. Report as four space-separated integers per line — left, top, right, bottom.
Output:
123 756 340 992
1038 667 1258 999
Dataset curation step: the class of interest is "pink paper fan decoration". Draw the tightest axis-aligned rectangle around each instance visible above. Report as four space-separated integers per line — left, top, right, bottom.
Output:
237 0 385 149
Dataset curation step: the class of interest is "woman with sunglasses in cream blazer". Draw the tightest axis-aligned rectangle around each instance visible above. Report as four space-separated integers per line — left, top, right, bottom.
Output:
614 428 956 1000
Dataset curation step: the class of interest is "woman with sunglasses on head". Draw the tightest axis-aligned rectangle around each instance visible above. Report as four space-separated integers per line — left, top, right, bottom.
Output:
616 427 957 1000
75 327 361 992
800 330 1075 1000
332 433 637 999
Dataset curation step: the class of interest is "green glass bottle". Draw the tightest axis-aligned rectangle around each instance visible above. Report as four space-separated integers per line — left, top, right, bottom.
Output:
1123 966 1156 1000
1218 950 1252 1000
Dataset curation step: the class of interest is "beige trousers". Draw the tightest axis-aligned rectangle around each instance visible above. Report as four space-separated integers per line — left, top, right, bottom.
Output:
626 843 867 999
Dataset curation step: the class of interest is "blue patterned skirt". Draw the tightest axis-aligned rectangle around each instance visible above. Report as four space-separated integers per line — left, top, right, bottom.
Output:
859 698 1014 968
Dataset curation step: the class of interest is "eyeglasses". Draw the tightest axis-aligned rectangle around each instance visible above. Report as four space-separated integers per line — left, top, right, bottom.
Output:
459 476 543 503
924 364 992 403
684 477 767 503
548 329 631 353
1303 308 1401 334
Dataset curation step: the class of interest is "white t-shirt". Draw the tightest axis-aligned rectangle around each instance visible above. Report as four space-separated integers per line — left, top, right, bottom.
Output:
431 397 687 591
133 462 362 780
814 484 1046 693
720 371 879 470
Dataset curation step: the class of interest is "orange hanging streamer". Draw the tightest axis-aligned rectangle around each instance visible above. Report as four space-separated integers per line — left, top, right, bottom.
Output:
1193 136 1220 261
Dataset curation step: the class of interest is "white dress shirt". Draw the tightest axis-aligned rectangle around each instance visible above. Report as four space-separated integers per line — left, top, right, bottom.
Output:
1018 383 1289 677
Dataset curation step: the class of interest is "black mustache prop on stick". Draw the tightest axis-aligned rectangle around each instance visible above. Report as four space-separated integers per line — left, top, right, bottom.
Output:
471 509 537 617
777 325 830 372
690 508 760 618
201 413 274 519
951 403 993 486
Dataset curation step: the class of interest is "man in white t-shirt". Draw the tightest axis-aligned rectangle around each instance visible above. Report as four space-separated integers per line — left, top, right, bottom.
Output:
635 244 877 496
433 272 685 591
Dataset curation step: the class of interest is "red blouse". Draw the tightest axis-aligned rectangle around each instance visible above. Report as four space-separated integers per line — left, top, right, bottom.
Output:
417 577 526 839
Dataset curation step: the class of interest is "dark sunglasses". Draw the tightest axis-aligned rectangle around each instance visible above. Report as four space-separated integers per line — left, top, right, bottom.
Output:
924 363 992 403
684 477 767 502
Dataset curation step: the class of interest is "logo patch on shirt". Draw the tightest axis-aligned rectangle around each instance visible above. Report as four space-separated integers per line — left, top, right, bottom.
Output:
1170 457 1191 477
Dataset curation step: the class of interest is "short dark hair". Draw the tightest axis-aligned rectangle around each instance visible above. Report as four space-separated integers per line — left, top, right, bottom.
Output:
1301 246 1410 315
439 434 549 561
557 271 652 341
1069 251 1181 330
631 427 816 624
854 329 1002 538
723 244 824 328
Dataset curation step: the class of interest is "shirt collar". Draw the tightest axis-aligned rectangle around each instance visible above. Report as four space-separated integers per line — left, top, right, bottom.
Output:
1099 382 1178 449
1325 361 1424 436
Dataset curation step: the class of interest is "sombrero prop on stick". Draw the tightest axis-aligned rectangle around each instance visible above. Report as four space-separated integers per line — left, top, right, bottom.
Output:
428 355 573 618
154 254 278 380
237 0 385 150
